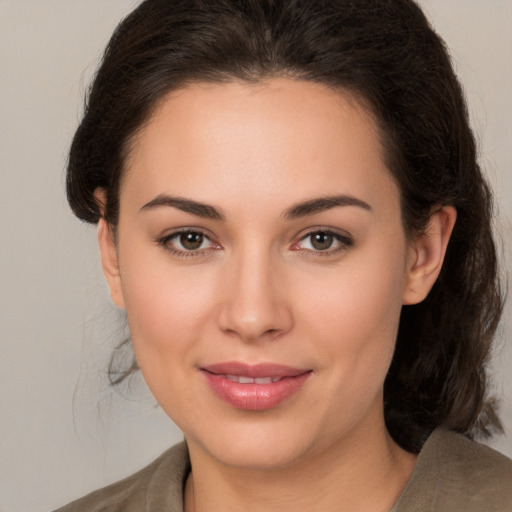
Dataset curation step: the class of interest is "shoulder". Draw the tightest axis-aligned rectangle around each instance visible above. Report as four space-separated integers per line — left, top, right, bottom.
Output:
393 429 512 512
52 441 190 512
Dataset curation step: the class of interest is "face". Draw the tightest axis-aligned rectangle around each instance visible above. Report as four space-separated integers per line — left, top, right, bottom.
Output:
99 78 443 470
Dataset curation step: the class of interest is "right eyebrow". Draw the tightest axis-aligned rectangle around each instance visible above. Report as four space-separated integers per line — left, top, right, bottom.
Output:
140 194 225 221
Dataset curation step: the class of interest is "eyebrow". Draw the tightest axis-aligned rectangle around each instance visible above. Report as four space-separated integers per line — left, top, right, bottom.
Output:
140 195 225 220
283 195 372 220
140 193 371 221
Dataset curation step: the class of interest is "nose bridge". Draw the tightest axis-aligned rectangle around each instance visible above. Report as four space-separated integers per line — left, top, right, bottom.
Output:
217 242 292 341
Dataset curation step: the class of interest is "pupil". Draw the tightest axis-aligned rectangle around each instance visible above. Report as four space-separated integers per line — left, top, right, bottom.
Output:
180 232 203 250
311 232 333 250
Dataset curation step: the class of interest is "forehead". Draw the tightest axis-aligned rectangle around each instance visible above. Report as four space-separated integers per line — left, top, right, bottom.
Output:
122 78 398 215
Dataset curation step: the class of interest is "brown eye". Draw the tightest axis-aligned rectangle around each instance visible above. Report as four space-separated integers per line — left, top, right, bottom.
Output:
291 229 353 254
180 231 204 250
157 229 220 257
310 232 334 250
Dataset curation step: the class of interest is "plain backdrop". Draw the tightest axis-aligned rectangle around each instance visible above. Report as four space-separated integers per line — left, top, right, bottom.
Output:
0 1 511 511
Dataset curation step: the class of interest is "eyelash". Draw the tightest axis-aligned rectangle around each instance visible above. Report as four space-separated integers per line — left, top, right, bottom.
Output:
292 229 354 257
156 228 354 259
156 229 219 258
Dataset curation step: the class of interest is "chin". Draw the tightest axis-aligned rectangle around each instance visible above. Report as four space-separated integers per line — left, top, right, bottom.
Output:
184 413 329 471
206 439 309 471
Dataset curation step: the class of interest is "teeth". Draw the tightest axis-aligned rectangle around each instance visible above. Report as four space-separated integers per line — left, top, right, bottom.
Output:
224 375 282 384
255 377 273 384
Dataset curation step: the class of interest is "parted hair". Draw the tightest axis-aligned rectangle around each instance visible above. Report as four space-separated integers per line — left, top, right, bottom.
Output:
67 0 504 452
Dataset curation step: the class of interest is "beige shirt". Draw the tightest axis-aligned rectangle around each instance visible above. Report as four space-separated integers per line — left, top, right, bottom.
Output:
54 429 512 511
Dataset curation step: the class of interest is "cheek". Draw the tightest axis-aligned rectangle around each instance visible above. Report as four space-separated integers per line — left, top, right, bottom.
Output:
118 256 220 419
299 242 407 375
118 249 217 364
294 250 407 440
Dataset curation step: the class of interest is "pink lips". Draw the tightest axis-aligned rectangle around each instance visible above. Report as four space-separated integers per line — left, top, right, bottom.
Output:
200 362 312 410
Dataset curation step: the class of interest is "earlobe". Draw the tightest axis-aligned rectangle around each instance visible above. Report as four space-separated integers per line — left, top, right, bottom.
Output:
402 206 457 305
96 208 126 310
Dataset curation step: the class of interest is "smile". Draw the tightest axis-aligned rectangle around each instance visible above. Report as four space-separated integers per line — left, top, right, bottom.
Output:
200 362 312 410
224 375 282 384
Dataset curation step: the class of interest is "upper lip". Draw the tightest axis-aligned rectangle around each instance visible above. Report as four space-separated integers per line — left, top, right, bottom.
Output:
201 362 310 378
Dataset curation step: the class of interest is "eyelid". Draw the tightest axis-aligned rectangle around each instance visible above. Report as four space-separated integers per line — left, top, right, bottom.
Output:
291 227 354 253
156 227 222 257
155 226 353 258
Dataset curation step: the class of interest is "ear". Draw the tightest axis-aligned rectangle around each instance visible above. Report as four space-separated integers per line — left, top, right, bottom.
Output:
94 189 125 309
402 206 457 305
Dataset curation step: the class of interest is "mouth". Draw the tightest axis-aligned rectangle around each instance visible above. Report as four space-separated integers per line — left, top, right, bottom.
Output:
200 362 312 410
223 375 283 384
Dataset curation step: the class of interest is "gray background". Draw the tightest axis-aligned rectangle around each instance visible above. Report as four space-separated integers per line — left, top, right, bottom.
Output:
0 1 511 511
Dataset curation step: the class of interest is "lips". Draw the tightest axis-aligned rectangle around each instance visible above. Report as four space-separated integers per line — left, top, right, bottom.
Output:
200 362 312 410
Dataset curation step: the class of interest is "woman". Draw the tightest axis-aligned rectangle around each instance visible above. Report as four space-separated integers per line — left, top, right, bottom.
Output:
56 0 511 510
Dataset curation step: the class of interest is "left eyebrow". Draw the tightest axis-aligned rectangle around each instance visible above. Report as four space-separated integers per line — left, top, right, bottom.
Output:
282 195 372 220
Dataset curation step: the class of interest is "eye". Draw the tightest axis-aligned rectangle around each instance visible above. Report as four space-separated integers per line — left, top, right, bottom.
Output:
157 229 220 256
179 231 208 251
304 232 335 251
292 229 353 254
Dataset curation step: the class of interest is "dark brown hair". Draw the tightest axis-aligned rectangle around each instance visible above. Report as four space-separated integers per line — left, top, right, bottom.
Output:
67 0 504 452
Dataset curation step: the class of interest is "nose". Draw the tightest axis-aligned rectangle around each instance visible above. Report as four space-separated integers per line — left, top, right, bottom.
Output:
217 248 293 342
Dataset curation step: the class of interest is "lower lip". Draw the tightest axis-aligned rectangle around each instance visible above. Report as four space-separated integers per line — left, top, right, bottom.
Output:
201 371 311 410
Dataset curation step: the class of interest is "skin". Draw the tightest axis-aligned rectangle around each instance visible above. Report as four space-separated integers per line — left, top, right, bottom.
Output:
97 78 456 512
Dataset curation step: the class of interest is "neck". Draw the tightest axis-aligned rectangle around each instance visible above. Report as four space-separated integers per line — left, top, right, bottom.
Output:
184 419 416 512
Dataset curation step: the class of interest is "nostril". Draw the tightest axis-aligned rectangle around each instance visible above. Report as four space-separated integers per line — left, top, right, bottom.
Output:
216 285 294 342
